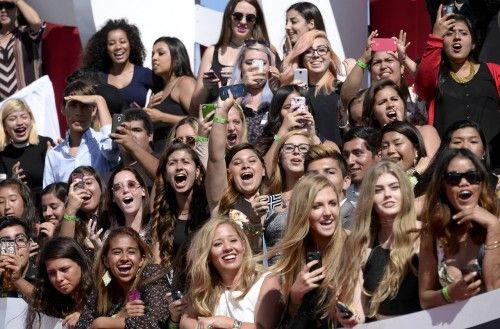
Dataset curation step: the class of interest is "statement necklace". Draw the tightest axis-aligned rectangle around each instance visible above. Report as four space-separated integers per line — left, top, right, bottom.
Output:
450 62 476 84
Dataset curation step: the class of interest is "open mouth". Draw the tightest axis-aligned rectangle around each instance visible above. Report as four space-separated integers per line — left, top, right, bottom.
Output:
320 219 334 227
174 173 187 184
241 172 253 181
227 133 238 145
122 196 134 205
117 264 133 276
290 157 303 165
458 190 473 200
222 253 236 262
452 43 462 51
82 194 91 201
386 110 398 120
14 127 27 134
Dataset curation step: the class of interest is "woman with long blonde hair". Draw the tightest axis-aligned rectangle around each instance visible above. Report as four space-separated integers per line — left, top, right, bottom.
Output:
268 174 364 328
180 217 282 329
336 160 421 320
280 30 342 147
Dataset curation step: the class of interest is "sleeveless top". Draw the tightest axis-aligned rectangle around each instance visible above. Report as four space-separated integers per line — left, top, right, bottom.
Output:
436 241 484 288
214 273 268 323
211 46 232 87
229 196 262 254
306 87 342 146
152 94 186 153
363 246 421 316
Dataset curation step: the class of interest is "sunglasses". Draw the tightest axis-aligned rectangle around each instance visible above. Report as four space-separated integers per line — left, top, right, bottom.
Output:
0 2 16 10
443 171 483 186
304 45 330 58
282 143 310 154
232 12 257 24
112 180 141 193
173 136 196 147
244 39 270 47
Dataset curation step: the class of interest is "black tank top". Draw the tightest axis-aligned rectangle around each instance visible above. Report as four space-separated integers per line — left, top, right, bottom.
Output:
152 95 186 153
210 46 232 86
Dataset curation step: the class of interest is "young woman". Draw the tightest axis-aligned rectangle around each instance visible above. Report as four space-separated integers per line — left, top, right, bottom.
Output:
419 148 500 309
151 142 209 272
146 37 196 153
38 182 68 248
268 174 364 328
0 98 53 204
82 19 152 107
180 217 282 329
281 30 343 146
13 237 94 329
415 8 500 169
0 177 38 234
190 0 271 113
59 166 106 254
362 79 440 171
103 167 151 242
283 2 325 56
0 0 43 100
76 227 170 328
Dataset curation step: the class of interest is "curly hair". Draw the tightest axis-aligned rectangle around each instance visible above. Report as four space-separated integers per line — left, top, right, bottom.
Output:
151 142 209 269
82 18 146 71
26 237 94 328
186 217 261 316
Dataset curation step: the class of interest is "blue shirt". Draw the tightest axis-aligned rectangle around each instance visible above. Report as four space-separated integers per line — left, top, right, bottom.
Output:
43 125 119 186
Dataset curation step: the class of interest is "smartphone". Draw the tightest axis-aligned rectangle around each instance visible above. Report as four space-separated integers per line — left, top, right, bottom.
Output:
72 172 84 189
442 4 456 16
171 290 184 301
127 289 141 301
336 301 354 319
219 84 247 100
462 261 482 280
201 103 216 119
252 59 264 73
0 239 16 255
291 96 306 112
111 113 125 133
266 193 283 212
204 70 219 80
294 68 308 85
372 38 397 52
306 251 322 272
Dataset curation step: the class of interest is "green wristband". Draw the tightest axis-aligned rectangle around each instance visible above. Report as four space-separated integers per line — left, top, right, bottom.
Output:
195 135 209 143
273 134 281 141
356 58 368 70
213 115 229 124
63 214 78 222
441 286 454 303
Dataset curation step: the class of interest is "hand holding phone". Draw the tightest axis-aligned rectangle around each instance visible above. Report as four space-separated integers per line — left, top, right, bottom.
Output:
306 251 322 272
294 68 308 86
219 84 247 100
201 103 216 120
371 38 397 52
0 240 16 255
72 172 85 190
252 59 264 73
111 113 125 133
266 194 283 212
127 289 141 301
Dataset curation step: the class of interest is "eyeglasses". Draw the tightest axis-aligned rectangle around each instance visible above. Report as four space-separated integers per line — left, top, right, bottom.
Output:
232 12 257 24
173 136 196 148
282 143 310 154
0 234 29 249
111 180 141 193
0 2 16 10
443 171 483 186
244 39 270 47
304 45 330 58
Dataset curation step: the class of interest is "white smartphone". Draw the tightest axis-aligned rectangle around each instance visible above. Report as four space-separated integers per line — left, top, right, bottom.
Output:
252 59 264 73
291 96 306 111
294 68 308 85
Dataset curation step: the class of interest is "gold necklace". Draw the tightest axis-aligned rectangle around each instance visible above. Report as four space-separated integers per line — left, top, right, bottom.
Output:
450 62 476 84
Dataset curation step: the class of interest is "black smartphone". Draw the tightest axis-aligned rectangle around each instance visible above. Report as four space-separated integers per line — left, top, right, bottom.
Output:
171 290 184 301
336 301 354 319
111 113 125 133
219 84 247 100
462 262 482 281
306 251 322 272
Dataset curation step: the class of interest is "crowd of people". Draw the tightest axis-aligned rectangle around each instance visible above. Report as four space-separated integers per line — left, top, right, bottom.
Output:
0 0 499 328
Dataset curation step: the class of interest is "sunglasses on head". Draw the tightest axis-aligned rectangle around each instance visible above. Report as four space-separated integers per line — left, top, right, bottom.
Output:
244 39 270 47
231 12 257 24
443 171 483 186
0 2 15 10
173 136 196 147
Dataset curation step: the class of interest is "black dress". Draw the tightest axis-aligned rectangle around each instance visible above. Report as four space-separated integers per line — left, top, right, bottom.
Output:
152 95 186 153
306 88 342 146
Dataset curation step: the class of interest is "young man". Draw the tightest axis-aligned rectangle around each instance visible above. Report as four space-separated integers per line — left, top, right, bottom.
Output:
43 80 120 186
342 126 381 205
0 217 35 297
305 145 355 229
110 108 159 189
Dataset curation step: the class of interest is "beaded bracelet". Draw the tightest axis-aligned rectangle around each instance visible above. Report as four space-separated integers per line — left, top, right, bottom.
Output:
63 214 78 222
232 320 242 329
195 135 209 143
213 115 229 124
441 286 454 303
356 58 368 70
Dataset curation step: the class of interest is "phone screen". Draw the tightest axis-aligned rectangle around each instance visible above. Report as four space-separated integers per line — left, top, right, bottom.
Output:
372 38 397 52
219 84 247 100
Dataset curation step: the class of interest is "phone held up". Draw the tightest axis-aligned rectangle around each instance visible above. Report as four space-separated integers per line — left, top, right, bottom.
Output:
294 68 308 86
111 113 125 134
72 172 85 190
371 38 397 52
219 83 247 100
306 251 322 272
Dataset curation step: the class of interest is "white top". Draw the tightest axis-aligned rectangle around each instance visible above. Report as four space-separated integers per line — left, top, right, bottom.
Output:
214 273 269 323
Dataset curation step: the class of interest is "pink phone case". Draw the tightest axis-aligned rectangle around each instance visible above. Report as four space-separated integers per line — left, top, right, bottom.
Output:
372 38 397 52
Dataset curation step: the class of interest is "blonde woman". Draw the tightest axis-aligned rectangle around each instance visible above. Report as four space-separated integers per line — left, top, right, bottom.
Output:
268 174 364 328
0 98 53 199
336 160 421 320
180 217 282 329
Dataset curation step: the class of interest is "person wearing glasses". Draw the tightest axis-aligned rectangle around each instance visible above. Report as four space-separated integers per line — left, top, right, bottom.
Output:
281 30 343 147
102 167 151 244
419 148 500 309
0 217 35 297
190 0 271 114
0 0 43 101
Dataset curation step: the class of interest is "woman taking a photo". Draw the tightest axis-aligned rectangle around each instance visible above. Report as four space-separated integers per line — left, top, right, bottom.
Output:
146 37 196 153
76 227 170 328
39 182 68 239
180 217 282 329
419 148 500 309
